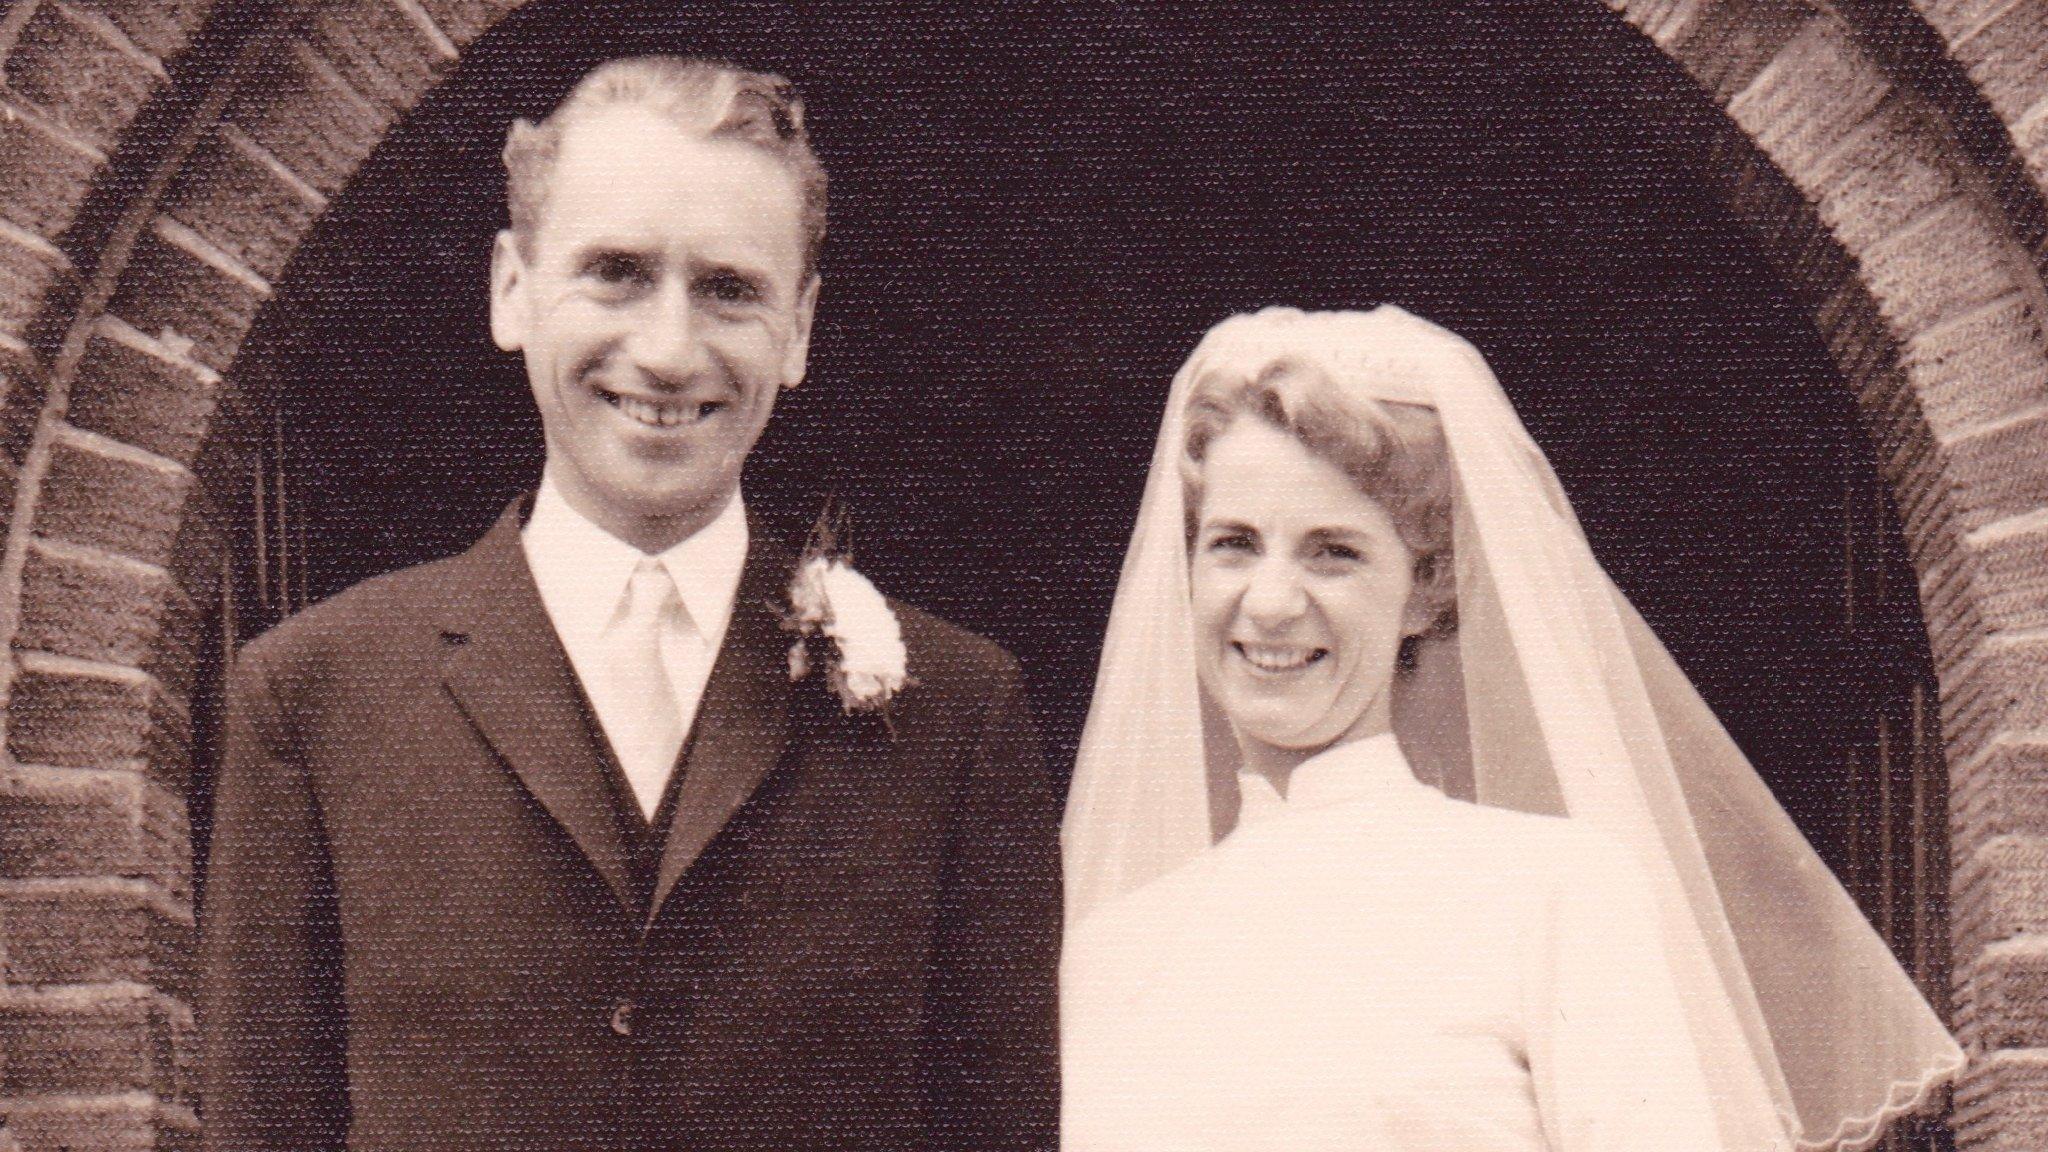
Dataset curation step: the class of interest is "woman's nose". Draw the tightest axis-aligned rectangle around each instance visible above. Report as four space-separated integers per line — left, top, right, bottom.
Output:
1240 557 1307 624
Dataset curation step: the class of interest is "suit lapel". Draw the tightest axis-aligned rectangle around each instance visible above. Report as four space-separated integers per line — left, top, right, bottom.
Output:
648 536 796 922
439 500 636 909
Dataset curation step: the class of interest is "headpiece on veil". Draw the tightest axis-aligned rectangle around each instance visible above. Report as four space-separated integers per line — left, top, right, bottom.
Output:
1061 306 1964 1152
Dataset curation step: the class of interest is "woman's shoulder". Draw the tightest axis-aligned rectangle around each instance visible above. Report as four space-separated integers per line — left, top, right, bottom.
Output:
1424 792 1642 883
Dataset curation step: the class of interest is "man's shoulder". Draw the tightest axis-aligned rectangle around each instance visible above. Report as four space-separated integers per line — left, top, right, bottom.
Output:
890 597 1021 691
237 549 476 671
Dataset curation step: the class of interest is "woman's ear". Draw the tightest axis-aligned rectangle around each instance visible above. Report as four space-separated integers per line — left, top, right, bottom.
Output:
1402 553 1449 639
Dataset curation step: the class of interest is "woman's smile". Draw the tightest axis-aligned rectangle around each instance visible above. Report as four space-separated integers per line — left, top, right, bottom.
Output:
1232 641 1328 674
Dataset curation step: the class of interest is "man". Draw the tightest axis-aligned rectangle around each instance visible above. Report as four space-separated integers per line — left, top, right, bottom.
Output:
202 57 1059 1152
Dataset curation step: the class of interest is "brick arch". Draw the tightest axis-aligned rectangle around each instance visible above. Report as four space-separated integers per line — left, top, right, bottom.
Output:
5 0 2048 1147
1915 0 2048 207
1610 5 2048 1142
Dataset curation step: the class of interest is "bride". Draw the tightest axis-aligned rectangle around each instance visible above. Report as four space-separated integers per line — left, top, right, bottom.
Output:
1060 306 1964 1151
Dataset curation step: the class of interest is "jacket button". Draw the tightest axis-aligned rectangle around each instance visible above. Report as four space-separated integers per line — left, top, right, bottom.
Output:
610 999 634 1036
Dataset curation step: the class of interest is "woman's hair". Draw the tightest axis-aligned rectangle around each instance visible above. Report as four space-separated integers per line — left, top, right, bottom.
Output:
1180 357 1457 640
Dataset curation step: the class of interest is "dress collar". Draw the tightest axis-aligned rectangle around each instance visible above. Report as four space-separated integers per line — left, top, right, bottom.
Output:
1236 732 1428 827
521 470 750 652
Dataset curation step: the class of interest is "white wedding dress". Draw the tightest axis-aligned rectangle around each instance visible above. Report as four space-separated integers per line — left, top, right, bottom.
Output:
1065 309 1962 1151
1061 733 1725 1152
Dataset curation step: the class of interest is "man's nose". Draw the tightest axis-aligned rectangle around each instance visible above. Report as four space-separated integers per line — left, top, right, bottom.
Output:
626 283 711 385
1240 557 1308 624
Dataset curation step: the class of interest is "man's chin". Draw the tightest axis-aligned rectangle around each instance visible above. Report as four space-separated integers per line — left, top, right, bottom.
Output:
616 486 734 525
556 463 737 538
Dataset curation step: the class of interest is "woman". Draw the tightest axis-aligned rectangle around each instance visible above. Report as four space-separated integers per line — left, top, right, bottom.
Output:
1060 306 1963 1151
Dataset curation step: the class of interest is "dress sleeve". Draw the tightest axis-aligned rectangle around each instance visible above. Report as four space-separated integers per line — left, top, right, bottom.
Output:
1523 830 1726 1152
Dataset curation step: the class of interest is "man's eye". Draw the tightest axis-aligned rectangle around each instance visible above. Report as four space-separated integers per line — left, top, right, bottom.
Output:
699 272 762 304
583 254 649 286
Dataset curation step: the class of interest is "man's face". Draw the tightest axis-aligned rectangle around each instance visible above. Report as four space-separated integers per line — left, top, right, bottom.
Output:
491 104 818 545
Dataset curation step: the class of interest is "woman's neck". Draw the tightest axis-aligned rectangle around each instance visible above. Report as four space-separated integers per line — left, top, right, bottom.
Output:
1238 716 1394 798
1238 743 1319 797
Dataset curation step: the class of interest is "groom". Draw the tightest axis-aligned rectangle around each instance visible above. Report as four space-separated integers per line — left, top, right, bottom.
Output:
201 57 1060 1152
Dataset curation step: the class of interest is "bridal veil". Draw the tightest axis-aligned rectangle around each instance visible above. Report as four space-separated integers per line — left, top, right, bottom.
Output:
1060 306 1964 1151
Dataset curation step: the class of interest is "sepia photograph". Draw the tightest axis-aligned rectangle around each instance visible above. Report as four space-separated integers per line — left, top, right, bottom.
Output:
0 0 2042 1148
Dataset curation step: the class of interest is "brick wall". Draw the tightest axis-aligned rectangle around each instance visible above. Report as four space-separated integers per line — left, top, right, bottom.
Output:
1601 2 2048 1145
0 0 2045 1147
0 2 475 1145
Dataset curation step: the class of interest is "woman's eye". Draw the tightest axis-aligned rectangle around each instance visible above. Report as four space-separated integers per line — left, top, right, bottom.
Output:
1206 532 1254 554
1303 541 1366 569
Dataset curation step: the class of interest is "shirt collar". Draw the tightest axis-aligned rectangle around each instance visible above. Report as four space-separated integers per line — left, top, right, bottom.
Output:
521 471 750 651
1236 732 1427 827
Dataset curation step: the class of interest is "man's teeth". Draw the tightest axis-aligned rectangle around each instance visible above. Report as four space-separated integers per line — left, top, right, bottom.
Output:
1237 644 1323 672
609 394 717 428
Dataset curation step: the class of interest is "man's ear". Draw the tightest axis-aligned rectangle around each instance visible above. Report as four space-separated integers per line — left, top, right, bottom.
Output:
779 273 821 388
489 230 529 353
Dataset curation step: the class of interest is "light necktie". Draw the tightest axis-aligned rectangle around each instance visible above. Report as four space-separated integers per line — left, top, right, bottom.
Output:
607 558 694 819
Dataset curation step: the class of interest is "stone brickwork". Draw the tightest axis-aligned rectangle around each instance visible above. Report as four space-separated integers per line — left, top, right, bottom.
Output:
1607 0 2048 1145
0 0 2044 1148
1918 0 2048 205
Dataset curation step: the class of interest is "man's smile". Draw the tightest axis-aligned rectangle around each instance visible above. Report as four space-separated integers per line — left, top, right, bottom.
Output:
594 384 730 429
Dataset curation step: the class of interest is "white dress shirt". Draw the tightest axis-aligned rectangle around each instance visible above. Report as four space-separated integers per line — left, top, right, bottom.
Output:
521 474 749 819
1062 733 1724 1152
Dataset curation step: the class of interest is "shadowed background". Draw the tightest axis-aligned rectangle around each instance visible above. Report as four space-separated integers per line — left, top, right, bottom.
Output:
243 0 1929 891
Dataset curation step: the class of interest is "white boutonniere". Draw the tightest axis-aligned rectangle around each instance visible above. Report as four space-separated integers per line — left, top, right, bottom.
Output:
782 507 910 716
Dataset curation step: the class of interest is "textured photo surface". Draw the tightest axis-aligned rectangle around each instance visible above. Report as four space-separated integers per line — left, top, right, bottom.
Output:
0 2 2042 1149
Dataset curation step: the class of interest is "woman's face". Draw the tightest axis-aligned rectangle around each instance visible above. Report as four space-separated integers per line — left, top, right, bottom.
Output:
1190 418 1429 757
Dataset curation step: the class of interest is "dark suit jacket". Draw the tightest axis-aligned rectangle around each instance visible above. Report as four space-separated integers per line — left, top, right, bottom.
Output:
200 499 1061 1151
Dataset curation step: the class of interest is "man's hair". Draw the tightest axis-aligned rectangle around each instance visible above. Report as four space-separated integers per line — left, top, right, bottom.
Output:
1180 358 1457 639
503 56 829 278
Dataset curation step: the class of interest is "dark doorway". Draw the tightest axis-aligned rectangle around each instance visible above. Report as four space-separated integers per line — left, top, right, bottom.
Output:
226 8 1950 1137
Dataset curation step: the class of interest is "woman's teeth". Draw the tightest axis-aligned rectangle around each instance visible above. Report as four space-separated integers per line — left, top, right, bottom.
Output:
1236 643 1324 672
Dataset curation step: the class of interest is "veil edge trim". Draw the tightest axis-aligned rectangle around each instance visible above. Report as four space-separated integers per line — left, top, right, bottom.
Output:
1795 1051 1967 1152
